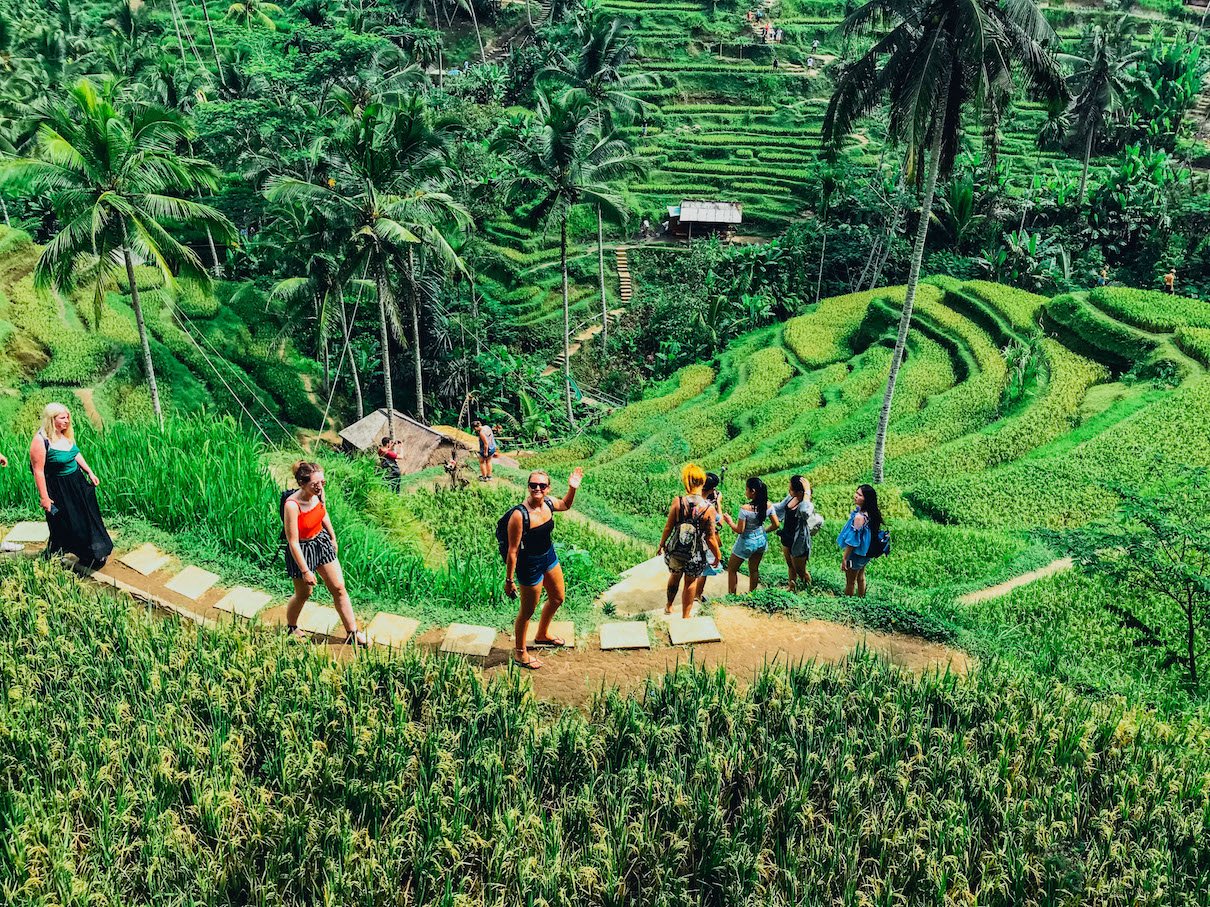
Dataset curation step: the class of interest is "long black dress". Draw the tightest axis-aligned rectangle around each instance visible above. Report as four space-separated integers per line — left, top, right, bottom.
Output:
41 435 113 568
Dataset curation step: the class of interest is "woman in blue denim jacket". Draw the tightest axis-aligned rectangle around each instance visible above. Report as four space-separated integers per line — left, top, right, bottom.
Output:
836 483 882 598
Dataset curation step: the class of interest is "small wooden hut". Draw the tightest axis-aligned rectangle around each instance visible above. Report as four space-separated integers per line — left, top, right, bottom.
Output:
338 408 459 474
666 199 743 239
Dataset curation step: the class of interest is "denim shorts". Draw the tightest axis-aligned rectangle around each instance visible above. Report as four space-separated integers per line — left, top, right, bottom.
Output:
517 544 558 587
845 552 872 571
732 530 767 561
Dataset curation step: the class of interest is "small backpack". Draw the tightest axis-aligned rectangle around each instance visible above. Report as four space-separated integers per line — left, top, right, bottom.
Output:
870 526 891 559
496 497 553 561
665 496 705 563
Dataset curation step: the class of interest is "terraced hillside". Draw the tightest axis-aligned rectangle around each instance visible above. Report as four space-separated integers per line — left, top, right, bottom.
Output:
540 277 1210 598
0 226 322 433
481 0 1204 333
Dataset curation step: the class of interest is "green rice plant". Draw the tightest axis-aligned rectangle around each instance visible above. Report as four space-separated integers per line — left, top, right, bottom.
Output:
1047 292 1161 372
1175 326 1210 366
911 376 1210 528
602 363 716 439
893 340 1106 485
784 287 913 367
5 555 1210 905
961 280 1048 329
2 274 120 385
1088 286 1210 332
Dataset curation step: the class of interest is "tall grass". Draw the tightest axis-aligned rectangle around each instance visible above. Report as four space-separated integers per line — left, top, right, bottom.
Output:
0 415 637 624
2 557 1208 905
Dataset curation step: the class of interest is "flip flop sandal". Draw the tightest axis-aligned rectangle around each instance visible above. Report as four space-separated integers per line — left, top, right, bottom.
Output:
532 636 566 648
513 651 543 670
346 631 369 647
284 624 307 640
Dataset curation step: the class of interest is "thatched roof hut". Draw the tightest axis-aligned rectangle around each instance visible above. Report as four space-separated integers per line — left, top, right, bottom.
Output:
338 408 460 474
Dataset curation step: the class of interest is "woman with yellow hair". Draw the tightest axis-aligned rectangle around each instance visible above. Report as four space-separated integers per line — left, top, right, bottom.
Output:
29 403 113 567
656 463 722 618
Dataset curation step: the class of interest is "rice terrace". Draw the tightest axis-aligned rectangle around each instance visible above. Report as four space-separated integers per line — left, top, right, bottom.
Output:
3 0 1210 901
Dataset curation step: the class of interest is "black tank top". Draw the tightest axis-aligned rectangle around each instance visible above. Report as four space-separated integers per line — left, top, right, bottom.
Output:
522 502 555 558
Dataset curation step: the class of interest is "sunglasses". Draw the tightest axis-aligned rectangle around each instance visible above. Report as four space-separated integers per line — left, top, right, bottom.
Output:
528 481 549 490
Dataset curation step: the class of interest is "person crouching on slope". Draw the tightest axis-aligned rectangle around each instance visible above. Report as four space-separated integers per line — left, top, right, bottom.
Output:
505 467 583 669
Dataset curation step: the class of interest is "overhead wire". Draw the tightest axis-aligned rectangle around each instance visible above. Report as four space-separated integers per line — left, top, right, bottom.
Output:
172 302 308 452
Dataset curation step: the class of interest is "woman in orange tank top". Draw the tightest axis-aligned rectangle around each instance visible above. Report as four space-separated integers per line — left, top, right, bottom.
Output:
282 460 367 646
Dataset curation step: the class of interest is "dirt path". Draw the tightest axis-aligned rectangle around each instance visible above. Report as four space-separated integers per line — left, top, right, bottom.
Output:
958 557 1073 605
72 354 127 428
472 604 971 708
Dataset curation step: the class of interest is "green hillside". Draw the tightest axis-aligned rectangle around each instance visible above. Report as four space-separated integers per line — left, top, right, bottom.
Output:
3 262 1210 901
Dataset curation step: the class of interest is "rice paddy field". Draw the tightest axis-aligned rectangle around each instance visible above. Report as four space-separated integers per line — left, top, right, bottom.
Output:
4 203 1210 898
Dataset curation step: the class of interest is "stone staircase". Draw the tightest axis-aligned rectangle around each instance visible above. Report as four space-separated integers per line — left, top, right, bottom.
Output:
540 247 632 378
616 247 632 305
3 521 719 661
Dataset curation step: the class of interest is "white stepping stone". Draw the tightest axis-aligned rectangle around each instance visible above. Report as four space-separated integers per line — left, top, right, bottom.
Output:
366 613 420 649
5 522 49 544
526 620 576 649
297 602 341 637
667 616 722 646
599 621 651 651
214 586 272 619
164 565 220 601
119 543 170 576
441 623 496 657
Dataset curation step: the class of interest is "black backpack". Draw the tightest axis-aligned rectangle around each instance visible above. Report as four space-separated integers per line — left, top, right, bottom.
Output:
495 497 553 561
278 488 295 541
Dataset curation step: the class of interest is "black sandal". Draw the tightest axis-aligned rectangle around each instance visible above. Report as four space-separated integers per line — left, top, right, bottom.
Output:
284 624 306 640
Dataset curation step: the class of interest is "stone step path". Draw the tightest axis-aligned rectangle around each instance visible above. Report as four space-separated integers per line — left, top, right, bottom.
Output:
616 247 632 306
5 531 718 664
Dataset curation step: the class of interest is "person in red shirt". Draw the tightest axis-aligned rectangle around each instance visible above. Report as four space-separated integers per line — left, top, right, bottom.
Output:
282 461 367 646
377 436 402 490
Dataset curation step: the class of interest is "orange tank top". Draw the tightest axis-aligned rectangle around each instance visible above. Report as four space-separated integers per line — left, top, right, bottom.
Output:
295 497 326 540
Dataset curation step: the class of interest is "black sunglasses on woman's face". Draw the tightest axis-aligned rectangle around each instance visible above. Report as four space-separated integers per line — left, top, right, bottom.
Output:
528 482 549 490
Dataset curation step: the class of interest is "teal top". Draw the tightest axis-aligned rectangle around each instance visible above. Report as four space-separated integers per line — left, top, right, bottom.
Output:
45 442 80 477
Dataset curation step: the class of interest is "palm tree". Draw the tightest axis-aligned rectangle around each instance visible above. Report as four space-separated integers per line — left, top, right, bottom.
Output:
268 99 470 433
1062 26 1143 205
550 13 654 129
549 14 652 348
823 0 1065 483
497 91 639 425
0 79 233 427
226 0 281 30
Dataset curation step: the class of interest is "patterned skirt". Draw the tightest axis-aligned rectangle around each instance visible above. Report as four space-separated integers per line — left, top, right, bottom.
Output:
285 529 337 579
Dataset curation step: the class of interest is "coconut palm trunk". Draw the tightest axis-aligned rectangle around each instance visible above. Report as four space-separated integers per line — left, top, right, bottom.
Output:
1078 127 1094 206
338 296 364 419
561 215 574 426
871 125 943 484
198 0 224 85
205 224 222 276
406 245 425 423
121 240 164 429
597 205 607 349
468 0 486 64
0 197 10 227
376 270 396 440
168 0 188 64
